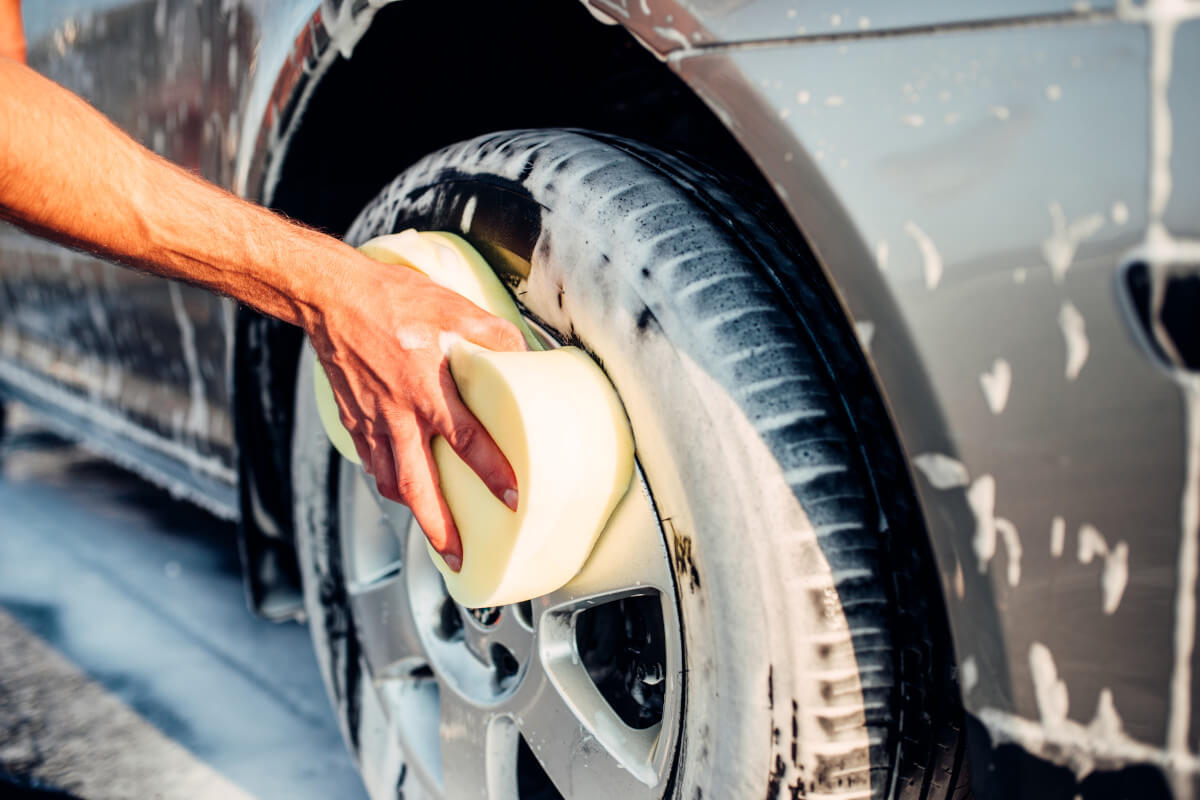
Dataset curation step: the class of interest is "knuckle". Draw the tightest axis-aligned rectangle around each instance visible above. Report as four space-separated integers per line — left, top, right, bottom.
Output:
393 474 420 502
497 321 524 348
447 423 479 454
376 476 402 503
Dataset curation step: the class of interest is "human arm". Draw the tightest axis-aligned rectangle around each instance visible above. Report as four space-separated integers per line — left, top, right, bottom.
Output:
0 56 525 570
0 0 22 63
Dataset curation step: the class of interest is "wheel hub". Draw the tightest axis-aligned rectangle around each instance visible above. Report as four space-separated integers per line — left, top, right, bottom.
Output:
337 456 682 800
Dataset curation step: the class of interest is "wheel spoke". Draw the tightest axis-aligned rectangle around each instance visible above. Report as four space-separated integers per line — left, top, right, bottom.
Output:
380 679 443 796
364 468 418 538
440 690 518 800
507 658 663 800
488 606 533 668
542 474 673 612
356 671 412 800
340 461 405 582
348 571 427 678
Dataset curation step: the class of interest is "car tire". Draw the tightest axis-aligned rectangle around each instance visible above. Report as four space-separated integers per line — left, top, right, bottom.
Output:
292 129 969 800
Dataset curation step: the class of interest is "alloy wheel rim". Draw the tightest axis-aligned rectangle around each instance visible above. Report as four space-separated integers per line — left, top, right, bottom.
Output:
336 412 684 800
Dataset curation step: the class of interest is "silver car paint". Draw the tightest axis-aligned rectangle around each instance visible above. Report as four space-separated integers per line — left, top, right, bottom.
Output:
1 0 1195 793
631 0 1197 791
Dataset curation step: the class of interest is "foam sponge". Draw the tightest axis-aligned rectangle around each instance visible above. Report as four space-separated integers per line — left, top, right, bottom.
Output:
313 230 634 607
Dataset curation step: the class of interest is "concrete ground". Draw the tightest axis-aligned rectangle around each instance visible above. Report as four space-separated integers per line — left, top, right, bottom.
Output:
0 405 367 800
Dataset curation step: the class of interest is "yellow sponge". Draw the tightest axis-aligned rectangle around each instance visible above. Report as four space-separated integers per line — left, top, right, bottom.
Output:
313 230 634 607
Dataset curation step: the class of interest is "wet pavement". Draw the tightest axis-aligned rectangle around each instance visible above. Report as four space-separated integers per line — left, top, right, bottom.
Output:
0 405 367 800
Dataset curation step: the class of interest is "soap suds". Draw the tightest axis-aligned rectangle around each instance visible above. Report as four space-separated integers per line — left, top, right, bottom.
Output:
875 241 889 270
1041 202 1105 283
991 105 1011 120
1111 201 1130 225
1078 524 1130 614
967 474 1021 583
1013 267 1028 284
652 26 693 51
1051 516 1066 557
1045 84 1063 101
912 453 969 489
900 114 925 128
1112 3 1200 769
979 642 1190 780
980 358 1012 415
460 195 477 234
904 221 942 290
168 283 208 438
396 328 434 351
1170 377 1200 766
824 95 845 107
796 90 810 105
961 656 978 694
1031 643 1069 725
997 517 1023 586
1058 301 1089 380
854 321 875 354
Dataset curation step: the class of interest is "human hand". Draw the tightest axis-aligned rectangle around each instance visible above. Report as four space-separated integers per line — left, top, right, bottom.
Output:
305 254 528 571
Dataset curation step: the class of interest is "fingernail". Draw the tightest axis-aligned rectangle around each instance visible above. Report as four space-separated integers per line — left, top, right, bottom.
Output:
443 552 462 572
503 489 518 511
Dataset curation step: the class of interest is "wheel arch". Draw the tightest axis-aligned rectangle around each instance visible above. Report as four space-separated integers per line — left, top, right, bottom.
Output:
231 1 973 724
230 0 802 618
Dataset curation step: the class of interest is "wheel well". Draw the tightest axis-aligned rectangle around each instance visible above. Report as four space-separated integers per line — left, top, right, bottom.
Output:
232 310 305 620
235 0 798 618
268 0 779 237
236 6 968 789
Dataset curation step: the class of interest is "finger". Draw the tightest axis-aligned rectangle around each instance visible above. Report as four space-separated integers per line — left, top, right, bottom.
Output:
368 432 399 500
461 312 529 353
428 363 519 511
391 423 464 571
351 433 371 469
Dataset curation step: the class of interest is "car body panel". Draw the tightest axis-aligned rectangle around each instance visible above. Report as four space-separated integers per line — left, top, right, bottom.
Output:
1 0 261 506
583 0 1118 56
664 3 1200 789
0 0 1196 794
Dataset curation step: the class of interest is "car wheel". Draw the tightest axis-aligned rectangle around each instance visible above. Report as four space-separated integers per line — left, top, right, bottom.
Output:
292 130 968 800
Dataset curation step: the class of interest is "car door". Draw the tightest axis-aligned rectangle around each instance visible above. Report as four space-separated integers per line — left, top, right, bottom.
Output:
0 0 251 479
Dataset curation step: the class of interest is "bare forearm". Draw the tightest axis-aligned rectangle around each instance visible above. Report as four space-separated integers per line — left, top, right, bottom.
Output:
0 57 348 328
0 55 527 567
0 0 22 62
